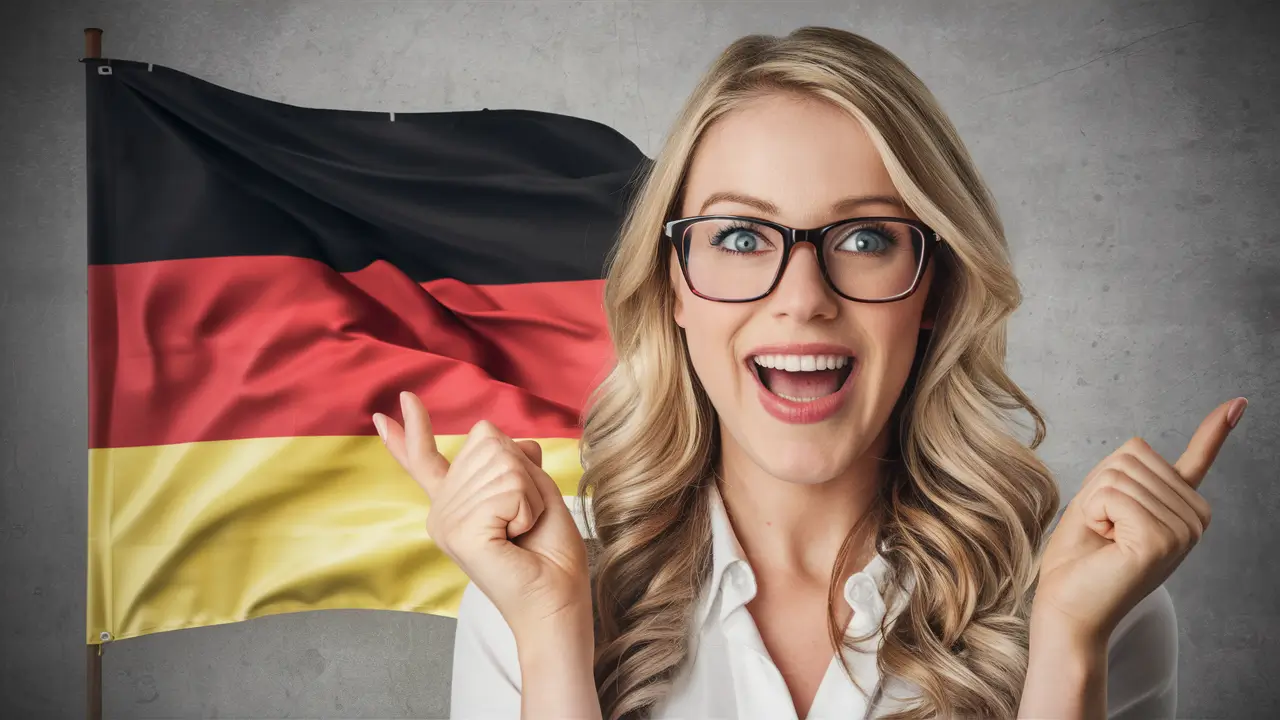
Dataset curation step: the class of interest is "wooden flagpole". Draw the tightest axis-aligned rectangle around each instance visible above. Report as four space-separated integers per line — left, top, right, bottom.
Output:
87 642 101 720
85 25 105 720
84 28 102 60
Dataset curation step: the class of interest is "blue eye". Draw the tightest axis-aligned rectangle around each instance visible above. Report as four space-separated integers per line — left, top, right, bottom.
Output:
836 228 892 254
712 227 764 253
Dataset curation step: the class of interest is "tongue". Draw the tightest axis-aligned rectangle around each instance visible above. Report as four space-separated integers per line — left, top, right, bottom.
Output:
760 368 843 399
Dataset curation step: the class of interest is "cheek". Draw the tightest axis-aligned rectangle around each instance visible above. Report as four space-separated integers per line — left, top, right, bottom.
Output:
669 259 730 384
861 306 927 387
678 300 745 384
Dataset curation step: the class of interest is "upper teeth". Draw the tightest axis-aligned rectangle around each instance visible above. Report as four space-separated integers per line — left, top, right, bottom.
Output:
752 354 851 371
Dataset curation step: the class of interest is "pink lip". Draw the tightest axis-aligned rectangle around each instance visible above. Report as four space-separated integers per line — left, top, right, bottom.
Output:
744 343 858 424
745 342 855 358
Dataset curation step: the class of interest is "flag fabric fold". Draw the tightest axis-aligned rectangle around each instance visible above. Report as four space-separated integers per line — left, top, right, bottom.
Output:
85 58 649 644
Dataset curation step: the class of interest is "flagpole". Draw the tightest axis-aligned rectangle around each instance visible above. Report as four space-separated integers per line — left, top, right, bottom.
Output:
87 642 101 720
84 27 102 61
85 26 105 720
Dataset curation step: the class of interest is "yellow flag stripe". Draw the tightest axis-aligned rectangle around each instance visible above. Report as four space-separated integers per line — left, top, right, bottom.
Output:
86 435 585 644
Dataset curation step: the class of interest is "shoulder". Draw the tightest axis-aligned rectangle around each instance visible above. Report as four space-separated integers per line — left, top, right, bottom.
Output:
1104 583 1179 719
452 582 523 695
1109 583 1178 655
457 580 512 630
455 581 520 665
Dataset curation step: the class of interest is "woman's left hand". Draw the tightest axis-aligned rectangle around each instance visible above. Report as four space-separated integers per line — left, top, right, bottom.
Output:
1032 397 1247 646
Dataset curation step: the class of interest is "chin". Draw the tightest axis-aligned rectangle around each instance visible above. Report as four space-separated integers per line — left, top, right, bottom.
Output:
749 434 856 485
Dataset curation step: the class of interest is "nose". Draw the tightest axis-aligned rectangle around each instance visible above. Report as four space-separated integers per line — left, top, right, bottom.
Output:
768 243 839 320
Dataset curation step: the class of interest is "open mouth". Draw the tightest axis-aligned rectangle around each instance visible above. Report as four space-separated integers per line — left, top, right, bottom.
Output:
750 353 856 402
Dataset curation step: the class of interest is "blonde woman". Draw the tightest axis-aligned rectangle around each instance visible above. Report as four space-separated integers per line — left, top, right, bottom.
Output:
372 27 1246 720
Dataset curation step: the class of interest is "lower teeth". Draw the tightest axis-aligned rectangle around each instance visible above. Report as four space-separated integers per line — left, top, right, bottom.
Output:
775 392 821 403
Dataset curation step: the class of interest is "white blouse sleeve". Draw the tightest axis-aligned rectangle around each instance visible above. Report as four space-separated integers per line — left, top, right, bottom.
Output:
1105 583 1179 719
450 581 524 720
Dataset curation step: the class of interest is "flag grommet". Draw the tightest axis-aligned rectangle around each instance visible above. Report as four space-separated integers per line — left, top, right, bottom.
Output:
99 631 112 642
97 66 112 76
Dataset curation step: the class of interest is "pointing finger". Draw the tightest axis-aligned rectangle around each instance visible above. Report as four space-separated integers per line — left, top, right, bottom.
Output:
1173 397 1247 489
373 412 408 469
399 391 451 498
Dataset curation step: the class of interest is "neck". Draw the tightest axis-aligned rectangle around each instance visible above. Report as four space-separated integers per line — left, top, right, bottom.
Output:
715 423 890 586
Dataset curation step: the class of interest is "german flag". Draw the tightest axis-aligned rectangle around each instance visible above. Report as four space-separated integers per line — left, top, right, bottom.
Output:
85 58 648 644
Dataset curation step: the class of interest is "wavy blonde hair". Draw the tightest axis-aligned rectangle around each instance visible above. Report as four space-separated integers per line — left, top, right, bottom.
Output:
577 26 1061 720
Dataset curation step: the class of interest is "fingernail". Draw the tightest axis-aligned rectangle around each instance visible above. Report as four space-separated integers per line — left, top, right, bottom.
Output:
399 391 410 416
1227 397 1248 429
372 413 387 443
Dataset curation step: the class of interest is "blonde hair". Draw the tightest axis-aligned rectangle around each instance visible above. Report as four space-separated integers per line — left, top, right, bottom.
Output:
577 26 1060 720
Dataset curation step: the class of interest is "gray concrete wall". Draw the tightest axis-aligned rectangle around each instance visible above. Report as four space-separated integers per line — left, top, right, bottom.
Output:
2 0 1276 717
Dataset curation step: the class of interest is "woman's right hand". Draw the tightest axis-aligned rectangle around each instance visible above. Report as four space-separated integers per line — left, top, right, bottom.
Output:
373 390 591 638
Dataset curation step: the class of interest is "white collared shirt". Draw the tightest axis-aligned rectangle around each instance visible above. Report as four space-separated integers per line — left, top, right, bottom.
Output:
450 488 1179 719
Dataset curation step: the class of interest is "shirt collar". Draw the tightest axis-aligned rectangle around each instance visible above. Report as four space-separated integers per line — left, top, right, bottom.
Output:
695 483 913 634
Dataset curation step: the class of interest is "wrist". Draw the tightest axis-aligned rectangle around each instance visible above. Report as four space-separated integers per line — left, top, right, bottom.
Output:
1029 607 1110 657
1021 617 1108 720
514 605 600 720
513 602 595 662
1027 615 1108 694
1028 625 1107 675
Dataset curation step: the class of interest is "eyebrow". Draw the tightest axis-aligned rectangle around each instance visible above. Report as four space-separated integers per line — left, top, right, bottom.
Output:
698 191 906 216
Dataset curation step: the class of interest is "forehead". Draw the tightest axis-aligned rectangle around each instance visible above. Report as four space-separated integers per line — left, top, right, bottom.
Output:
680 93 906 222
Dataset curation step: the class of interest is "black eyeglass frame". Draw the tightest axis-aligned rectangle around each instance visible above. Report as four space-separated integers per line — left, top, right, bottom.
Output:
663 214 944 304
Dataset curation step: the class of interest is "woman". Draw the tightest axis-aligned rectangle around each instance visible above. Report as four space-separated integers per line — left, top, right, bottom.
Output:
372 27 1245 719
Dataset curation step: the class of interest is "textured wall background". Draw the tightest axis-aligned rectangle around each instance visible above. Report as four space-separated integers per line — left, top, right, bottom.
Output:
2 0 1277 718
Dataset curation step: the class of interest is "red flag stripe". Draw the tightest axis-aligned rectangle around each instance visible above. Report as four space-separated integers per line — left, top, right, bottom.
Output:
89 256 613 449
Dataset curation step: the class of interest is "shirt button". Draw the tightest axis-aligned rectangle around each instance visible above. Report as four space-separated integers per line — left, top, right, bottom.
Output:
845 574 876 607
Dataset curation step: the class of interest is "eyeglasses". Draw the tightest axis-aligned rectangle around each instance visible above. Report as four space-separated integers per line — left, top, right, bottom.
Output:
664 215 942 303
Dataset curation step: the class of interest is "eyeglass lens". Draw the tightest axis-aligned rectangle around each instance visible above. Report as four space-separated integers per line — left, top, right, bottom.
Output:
681 218 924 301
